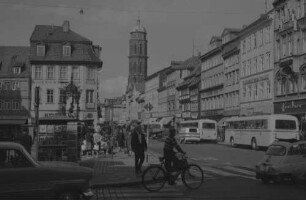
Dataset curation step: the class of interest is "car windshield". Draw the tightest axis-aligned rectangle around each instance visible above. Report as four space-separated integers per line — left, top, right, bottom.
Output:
266 145 287 156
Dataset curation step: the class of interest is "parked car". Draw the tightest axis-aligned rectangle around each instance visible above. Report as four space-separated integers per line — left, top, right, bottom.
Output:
255 140 306 183
0 142 93 200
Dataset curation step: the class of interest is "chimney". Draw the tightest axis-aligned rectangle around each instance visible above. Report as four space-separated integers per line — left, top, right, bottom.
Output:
63 20 70 32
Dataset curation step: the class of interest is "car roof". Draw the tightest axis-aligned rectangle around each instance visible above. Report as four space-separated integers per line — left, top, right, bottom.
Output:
0 142 25 150
271 140 306 148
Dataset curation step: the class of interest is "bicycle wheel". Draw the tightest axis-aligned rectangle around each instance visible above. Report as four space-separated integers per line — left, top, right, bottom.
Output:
182 164 204 190
142 165 167 192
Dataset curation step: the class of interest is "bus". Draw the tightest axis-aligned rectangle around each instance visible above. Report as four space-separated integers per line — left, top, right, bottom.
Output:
179 119 218 143
225 114 300 150
148 122 165 139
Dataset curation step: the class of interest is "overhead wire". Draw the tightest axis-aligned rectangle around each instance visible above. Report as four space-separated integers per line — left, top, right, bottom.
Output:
0 0 261 15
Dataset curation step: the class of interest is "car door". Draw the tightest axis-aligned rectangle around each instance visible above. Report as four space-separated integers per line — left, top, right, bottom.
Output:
286 144 306 180
0 148 48 199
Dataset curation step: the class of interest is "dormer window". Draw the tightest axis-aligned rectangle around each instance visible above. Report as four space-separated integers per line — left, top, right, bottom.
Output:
37 45 45 56
63 45 71 56
13 67 21 74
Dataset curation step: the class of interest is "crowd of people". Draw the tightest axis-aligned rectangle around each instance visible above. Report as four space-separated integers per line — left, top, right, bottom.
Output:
81 122 144 158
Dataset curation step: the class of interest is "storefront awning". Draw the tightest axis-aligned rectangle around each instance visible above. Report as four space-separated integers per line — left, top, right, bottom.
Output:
162 117 174 125
0 119 27 125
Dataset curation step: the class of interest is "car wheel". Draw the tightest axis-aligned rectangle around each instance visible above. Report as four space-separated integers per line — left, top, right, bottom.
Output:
251 138 258 150
58 191 80 200
230 137 235 147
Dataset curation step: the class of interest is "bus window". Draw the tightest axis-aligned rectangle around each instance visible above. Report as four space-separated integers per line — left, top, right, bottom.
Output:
246 120 255 129
275 120 296 130
254 120 262 129
238 121 245 129
202 123 215 129
233 121 239 129
262 120 268 129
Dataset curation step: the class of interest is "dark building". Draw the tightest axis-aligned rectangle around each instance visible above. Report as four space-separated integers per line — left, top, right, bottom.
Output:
0 46 31 141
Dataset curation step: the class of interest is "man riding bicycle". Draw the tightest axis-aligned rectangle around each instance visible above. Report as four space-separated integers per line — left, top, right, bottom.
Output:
163 120 185 185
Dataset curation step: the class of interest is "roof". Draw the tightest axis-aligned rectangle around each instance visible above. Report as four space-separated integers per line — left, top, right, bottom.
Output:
172 56 201 71
131 19 146 33
0 46 30 78
221 28 241 36
30 25 91 43
29 23 102 66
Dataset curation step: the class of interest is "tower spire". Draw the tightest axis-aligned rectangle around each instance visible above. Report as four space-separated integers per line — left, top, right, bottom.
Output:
137 11 141 28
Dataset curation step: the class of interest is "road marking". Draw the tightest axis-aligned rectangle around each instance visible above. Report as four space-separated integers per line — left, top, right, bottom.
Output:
223 166 255 176
201 166 257 180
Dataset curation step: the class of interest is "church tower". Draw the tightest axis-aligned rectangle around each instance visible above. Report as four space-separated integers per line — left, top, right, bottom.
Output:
127 18 148 94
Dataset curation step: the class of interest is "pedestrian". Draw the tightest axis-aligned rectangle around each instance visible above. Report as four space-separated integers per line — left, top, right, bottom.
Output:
93 127 102 156
20 130 32 154
131 123 147 174
126 125 132 156
117 126 125 152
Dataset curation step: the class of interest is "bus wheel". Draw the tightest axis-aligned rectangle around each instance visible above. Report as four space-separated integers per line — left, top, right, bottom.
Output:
251 138 258 150
230 137 235 147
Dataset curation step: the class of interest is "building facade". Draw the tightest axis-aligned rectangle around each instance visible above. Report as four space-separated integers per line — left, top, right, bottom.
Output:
240 13 274 116
273 0 306 128
29 21 102 124
127 19 148 94
158 67 170 118
0 46 32 141
200 36 225 121
221 28 241 117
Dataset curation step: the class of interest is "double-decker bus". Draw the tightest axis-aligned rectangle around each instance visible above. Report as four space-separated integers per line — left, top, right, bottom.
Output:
179 119 218 143
225 114 300 149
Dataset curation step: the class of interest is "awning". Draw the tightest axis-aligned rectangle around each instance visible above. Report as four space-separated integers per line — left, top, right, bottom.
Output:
161 117 174 125
0 119 27 125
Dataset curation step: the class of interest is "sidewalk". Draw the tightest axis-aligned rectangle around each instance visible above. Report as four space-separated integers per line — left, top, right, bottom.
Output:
79 148 160 188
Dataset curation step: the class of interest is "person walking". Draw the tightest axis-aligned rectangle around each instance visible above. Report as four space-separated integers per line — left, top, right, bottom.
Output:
126 125 132 156
20 130 32 154
131 123 147 174
117 127 125 152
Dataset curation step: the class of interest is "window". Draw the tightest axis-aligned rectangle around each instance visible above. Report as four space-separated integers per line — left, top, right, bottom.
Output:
0 149 32 168
275 120 296 130
139 44 142 55
303 30 306 53
72 66 79 79
37 45 45 56
12 100 20 110
47 89 54 103
12 81 20 90
87 68 95 80
34 66 42 79
4 100 11 110
13 67 21 74
63 45 71 56
60 66 67 80
4 82 10 90
288 34 293 55
282 35 287 57
86 90 94 103
47 66 54 79
59 89 66 104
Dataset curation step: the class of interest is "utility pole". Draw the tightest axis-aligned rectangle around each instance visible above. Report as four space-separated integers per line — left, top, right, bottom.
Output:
34 86 40 161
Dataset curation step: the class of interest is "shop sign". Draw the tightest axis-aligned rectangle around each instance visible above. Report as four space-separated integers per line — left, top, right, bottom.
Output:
274 100 306 114
191 113 198 119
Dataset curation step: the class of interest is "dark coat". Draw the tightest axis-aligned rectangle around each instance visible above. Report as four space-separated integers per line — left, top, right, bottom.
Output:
131 130 147 153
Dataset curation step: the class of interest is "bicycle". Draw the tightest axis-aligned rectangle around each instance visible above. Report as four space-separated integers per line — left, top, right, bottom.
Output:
142 152 204 192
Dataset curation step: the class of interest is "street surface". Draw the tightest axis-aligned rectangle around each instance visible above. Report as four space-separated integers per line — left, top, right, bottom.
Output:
96 139 306 200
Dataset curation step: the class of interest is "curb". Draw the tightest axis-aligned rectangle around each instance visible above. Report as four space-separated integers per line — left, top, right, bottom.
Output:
91 180 143 188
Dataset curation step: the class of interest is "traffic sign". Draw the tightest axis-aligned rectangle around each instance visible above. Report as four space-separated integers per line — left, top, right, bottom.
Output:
144 102 153 112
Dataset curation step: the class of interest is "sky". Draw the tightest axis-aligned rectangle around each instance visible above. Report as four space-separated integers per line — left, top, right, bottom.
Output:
0 0 273 100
